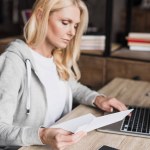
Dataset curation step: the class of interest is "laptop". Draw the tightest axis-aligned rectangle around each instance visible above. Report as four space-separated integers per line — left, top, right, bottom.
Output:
97 105 150 138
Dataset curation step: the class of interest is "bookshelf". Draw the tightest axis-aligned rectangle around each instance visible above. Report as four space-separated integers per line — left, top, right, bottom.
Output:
79 0 150 90
0 0 150 89
0 0 21 38
111 0 150 62
79 0 114 90
0 0 35 38
81 0 123 57
103 0 113 56
105 0 150 84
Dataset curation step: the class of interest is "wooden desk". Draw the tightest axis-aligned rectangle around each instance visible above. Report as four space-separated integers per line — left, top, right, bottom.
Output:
20 78 150 150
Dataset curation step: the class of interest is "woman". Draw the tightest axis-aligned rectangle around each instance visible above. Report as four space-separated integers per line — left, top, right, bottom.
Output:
0 0 127 149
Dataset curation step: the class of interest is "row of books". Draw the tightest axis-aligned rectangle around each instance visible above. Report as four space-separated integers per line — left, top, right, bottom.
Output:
126 32 150 51
80 35 105 50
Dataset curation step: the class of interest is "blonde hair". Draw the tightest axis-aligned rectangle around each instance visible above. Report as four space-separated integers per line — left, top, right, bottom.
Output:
24 0 89 80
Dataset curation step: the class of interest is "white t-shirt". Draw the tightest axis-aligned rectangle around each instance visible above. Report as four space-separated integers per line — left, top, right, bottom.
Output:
30 49 68 127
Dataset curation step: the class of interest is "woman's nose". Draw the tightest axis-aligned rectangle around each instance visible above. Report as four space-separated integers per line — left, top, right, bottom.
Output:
68 26 76 37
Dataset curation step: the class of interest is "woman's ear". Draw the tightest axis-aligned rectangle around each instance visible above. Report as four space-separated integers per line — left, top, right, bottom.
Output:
36 8 43 21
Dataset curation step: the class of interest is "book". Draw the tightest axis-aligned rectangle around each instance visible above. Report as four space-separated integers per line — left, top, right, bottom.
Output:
80 46 105 50
81 41 105 45
128 42 150 47
127 38 150 43
127 33 150 51
129 45 150 51
81 35 106 40
128 32 150 39
80 35 105 50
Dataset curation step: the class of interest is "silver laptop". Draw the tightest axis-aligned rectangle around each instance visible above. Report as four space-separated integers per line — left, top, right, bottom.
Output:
97 105 150 138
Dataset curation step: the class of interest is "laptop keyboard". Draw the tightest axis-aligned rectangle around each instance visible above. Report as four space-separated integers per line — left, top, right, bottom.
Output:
121 106 150 135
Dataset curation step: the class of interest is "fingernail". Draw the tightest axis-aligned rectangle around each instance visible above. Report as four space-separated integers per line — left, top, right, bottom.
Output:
110 108 113 112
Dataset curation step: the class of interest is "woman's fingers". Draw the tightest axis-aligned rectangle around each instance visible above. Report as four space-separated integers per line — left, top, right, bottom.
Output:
40 128 87 150
55 131 86 142
95 96 128 112
108 98 127 111
54 131 87 149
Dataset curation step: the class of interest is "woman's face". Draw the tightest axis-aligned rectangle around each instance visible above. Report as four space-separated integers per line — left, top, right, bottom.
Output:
46 5 80 49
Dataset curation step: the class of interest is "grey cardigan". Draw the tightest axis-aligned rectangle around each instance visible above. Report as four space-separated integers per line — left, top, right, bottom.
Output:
0 40 100 146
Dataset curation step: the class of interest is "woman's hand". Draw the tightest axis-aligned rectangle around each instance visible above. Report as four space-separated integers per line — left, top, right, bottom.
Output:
39 128 86 150
93 95 127 112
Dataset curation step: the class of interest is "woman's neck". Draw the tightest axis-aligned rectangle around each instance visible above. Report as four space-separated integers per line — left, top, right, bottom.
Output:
30 42 54 58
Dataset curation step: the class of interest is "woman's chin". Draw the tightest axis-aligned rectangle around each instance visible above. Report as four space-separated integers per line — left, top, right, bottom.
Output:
57 44 68 49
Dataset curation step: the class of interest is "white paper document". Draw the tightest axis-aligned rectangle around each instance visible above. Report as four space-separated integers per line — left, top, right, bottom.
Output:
51 109 133 133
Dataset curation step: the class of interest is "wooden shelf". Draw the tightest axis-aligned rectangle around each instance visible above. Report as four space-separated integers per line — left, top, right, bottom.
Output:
111 47 150 62
81 50 103 56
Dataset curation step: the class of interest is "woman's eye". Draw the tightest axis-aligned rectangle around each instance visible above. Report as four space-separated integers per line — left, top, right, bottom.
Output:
62 21 68 25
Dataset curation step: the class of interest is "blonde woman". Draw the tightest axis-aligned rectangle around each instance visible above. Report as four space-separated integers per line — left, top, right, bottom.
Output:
0 0 127 149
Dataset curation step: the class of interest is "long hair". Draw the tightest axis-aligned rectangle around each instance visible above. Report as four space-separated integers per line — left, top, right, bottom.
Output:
24 0 89 80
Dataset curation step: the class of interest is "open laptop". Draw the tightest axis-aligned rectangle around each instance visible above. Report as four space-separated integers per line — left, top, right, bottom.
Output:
97 105 150 138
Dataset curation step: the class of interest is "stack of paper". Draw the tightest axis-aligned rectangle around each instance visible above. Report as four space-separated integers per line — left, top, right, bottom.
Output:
80 35 106 50
51 109 133 133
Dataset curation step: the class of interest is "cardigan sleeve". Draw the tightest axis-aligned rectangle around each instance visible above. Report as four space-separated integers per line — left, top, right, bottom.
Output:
68 79 105 106
0 52 43 146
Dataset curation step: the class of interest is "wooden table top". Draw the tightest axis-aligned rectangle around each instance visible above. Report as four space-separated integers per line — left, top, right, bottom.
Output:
20 78 150 150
